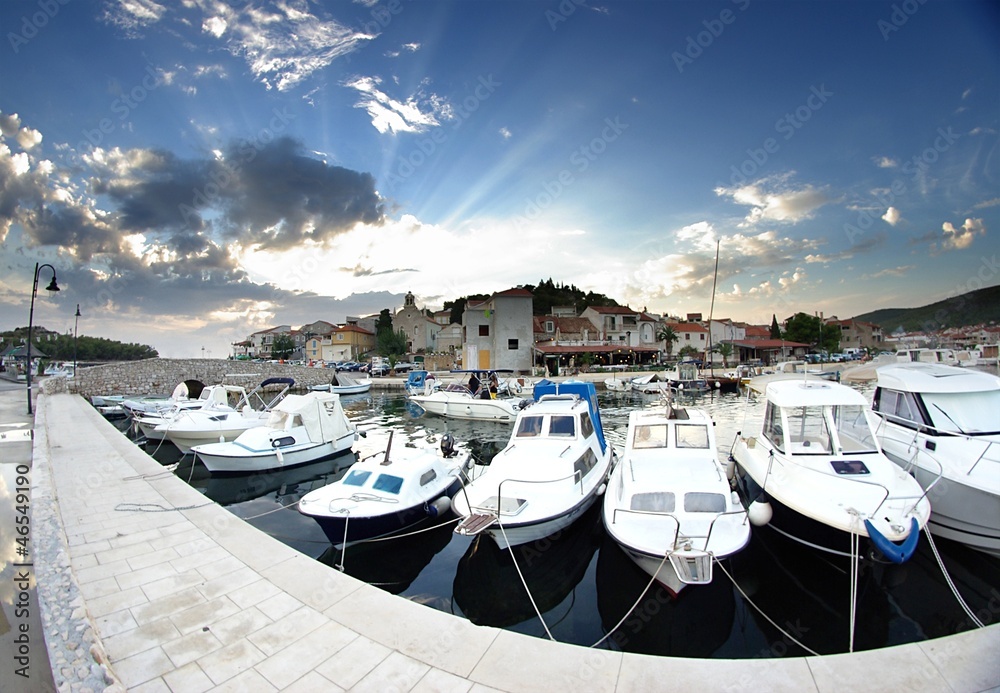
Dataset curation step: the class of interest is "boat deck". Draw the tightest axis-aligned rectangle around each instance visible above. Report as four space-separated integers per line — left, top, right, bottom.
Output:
27 391 1000 692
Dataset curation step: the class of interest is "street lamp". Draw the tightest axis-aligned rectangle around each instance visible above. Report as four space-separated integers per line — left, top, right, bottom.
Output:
73 304 81 386
27 263 59 415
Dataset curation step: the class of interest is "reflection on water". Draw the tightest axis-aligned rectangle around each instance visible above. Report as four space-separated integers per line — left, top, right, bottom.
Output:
114 384 1000 657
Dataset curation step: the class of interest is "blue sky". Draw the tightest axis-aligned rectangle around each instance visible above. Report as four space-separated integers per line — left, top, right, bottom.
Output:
1 0 997 357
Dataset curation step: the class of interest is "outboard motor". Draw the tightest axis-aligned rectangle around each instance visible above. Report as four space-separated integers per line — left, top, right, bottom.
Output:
441 432 457 458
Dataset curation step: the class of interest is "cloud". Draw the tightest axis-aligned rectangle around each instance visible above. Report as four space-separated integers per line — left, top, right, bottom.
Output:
973 197 1000 210
499 127 512 140
714 174 833 226
864 265 915 279
101 0 167 37
935 218 986 253
882 206 901 226
804 234 884 264
873 156 898 168
345 76 449 134
0 111 43 151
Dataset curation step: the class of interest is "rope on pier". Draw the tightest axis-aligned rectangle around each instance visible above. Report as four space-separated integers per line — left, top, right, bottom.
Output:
588 551 670 649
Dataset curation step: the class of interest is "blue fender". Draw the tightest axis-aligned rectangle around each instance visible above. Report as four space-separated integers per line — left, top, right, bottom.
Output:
864 517 920 564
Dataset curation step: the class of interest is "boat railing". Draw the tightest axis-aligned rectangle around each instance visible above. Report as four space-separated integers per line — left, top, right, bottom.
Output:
873 417 949 507
495 469 586 509
610 507 748 552
764 446 926 520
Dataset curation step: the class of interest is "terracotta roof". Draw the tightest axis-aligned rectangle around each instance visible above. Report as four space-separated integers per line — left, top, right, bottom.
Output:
585 305 635 314
493 287 533 298
674 323 708 333
730 339 811 348
533 344 660 354
335 324 374 335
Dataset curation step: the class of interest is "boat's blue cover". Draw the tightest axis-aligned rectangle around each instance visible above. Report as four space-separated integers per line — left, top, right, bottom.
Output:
532 379 607 454
259 377 295 387
406 370 429 388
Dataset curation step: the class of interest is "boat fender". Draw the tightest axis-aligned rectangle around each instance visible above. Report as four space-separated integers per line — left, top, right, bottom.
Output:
725 455 736 480
748 500 773 527
275 448 284 465
864 517 920 564
596 482 607 496
219 435 225 444
714 380 721 389
426 497 451 518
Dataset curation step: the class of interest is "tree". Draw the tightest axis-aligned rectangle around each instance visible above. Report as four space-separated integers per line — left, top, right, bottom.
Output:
678 345 699 359
770 314 782 339
375 308 393 333
376 327 407 360
782 313 840 353
271 334 295 360
716 342 734 368
656 325 679 359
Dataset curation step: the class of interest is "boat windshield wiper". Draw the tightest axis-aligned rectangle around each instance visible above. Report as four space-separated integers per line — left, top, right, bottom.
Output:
932 403 968 435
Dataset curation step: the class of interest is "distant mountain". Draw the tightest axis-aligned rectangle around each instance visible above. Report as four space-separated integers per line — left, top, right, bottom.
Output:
854 284 1000 333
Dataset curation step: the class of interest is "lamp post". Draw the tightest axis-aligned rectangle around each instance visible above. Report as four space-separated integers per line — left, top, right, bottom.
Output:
73 304 81 386
26 263 59 415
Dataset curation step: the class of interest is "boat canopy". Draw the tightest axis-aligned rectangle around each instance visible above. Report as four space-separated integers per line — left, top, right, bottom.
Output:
764 379 867 408
876 363 1000 394
267 391 352 442
532 379 607 454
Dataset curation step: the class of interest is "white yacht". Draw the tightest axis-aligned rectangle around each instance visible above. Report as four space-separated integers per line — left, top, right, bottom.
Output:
603 402 750 596
729 378 931 563
871 362 1000 557
452 380 615 549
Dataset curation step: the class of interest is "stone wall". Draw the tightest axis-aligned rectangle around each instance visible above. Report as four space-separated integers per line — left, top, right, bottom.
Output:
65 358 364 397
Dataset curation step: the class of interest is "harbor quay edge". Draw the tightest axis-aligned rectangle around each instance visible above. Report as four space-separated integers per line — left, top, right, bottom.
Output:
25 389 1000 692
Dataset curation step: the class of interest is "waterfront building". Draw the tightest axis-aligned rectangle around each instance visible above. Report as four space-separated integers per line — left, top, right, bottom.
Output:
463 287 533 372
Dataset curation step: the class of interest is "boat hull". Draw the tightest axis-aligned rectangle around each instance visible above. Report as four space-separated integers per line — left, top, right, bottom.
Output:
307 480 460 546
166 425 258 454
885 451 1000 557
195 433 355 473
476 488 602 550
409 394 519 422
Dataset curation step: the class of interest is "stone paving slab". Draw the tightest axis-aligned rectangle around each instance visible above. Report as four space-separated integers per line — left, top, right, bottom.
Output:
30 391 1000 692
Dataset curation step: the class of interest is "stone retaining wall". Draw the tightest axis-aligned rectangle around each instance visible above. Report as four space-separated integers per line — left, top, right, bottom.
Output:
66 358 372 397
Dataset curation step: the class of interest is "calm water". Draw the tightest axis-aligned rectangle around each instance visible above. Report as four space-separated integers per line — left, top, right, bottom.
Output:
121 382 1000 659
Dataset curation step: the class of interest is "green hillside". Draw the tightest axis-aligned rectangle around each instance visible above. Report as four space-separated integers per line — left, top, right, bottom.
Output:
854 284 1000 333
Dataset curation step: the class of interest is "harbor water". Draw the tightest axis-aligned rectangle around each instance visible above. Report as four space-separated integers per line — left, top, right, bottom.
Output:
120 380 1000 659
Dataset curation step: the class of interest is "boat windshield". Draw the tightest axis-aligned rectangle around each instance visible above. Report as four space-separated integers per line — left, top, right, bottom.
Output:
921 390 1000 434
343 470 372 487
633 424 668 449
785 406 833 454
516 416 543 437
372 474 404 494
833 405 879 453
676 424 710 449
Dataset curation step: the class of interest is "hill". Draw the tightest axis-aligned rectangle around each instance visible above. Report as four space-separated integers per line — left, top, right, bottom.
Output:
442 280 621 322
854 284 1000 333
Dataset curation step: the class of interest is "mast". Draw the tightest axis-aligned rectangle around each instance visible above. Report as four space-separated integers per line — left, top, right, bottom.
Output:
707 238 720 376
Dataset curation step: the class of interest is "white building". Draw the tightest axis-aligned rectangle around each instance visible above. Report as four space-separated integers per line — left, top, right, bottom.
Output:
463 288 534 372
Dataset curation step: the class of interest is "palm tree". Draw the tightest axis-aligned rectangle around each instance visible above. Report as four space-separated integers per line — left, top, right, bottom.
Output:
716 342 734 368
656 325 679 360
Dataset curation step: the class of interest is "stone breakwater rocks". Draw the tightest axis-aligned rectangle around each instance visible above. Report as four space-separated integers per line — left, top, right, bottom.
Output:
32 415 122 693
66 358 397 398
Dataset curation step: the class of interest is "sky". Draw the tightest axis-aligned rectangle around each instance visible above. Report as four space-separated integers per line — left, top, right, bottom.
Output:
0 0 997 358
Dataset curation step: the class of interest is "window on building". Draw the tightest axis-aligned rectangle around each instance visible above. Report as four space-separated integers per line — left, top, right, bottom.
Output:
700 334 705 340
479 325 489 337
545 320 554 332
508 339 519 350
685 334 691 341
337 334 344 341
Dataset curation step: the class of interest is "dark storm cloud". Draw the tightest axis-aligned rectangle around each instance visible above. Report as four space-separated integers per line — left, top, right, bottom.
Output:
220 137 385 249
28 203 122 261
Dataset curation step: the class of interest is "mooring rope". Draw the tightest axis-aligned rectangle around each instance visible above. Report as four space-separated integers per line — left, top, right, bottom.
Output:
923 525 985 628
588 551 670 649
496 518 556 642
715 558 821 656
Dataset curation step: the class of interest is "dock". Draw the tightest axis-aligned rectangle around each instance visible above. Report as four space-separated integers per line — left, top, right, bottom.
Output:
19 388 1000 691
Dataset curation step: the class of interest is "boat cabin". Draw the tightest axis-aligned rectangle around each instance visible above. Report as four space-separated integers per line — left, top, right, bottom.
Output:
759 382 879 457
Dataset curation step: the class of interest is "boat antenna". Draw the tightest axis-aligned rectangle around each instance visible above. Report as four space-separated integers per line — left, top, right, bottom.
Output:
381 430 394 465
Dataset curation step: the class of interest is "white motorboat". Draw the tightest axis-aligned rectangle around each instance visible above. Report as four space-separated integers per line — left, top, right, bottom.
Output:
309 372 373 395
408 369 527 423
773 360 840 381
452 380 615 549
603 401 750 596
628 373 672 395
299 432 471 547
729 378 931 563
662 361 709 392
192 391 358 473
871 362 1000 557
122 381 194 417
158 378 295 453
133 384 245 441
